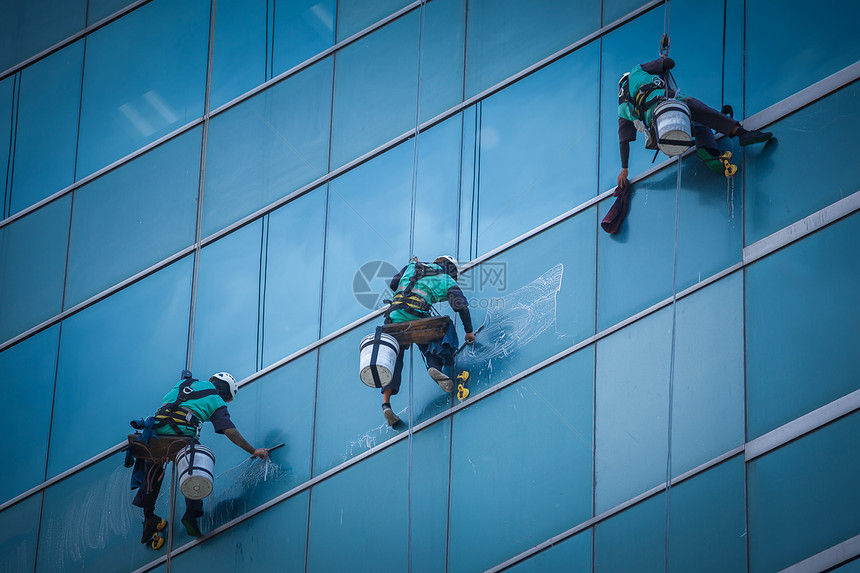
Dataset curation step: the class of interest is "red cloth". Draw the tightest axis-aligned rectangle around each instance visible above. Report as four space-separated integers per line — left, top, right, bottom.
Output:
601 178 632 234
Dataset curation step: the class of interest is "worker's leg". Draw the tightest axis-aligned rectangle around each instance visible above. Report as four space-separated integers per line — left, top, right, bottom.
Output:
685 98 738 137
181 497 204 538
381 346 407 425
132 461 163 518
419 344 453 392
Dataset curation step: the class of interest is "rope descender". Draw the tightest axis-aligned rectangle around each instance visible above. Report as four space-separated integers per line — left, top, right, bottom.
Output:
659 34 670 57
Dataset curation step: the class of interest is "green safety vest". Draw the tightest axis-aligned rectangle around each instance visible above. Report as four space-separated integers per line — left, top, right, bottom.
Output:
155 379 227 436
388 262 457 324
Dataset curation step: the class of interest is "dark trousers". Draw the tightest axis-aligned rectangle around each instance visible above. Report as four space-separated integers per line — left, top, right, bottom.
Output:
685 97 739 152
132 460 203 519
384 343 444 396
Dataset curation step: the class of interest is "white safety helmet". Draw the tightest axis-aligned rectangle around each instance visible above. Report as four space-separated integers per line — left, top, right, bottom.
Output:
211 372 238 401
434 255 459 280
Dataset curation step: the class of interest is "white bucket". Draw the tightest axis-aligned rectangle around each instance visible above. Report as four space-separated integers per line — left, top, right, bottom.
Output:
175 444 215 500
359 331 400 388
653 100 693 156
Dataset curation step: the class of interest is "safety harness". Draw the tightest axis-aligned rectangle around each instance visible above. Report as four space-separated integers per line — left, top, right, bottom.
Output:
152 378 219 437
620 74 667 123
384 262 445 320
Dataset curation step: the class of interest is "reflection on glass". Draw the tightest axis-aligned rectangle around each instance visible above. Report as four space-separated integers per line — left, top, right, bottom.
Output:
0 0 86 73
464 0 599 99
192 221 262 382
0 326 59 503
204 58 332 237
262 189 326 366
468 44 599 256
76 0 209 178
594 491 665 571
507 531 591 572
746 211 860 439
11 41 83 215
210 0 267 110
449 355 594 572
418 0 466 123
272 0 336 77
48 258 192 478
65 128 200 308
307 440 408 571
410 422 451 573
87 0 138 25
748 412 860 573
0 196 71 344
335 0 411 41
0 493 42 573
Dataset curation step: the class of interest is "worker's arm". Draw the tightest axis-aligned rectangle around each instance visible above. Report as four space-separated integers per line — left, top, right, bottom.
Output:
223 427 268 459
618 117 636 187
447 285 475 343
640 57 674 75
389 266 406 292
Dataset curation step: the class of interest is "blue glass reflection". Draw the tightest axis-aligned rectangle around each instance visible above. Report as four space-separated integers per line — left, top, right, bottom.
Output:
48 258 192 478
410 422 451 573
330 11 418 169
210 0 267 110
746 0 860 114
0 326 59 503
0 196 70 344
0 0 86 73
76 0 209 178
0 74 12 215
262 190 326 366
507 531 591 573
0 493 41 572
449 354 594 572
746 211 860 438
65 128 200 308
87 0 138 24
468 44 599 256
192 221 262 382
10 42 83 215
464 0 599 99
335 0 412 41
418 0 466 122
204 58 332 237
595 491 665 571
272 0 336 78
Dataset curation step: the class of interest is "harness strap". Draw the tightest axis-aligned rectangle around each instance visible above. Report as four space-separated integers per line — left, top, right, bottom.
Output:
369 326 384 388
384 262 444 320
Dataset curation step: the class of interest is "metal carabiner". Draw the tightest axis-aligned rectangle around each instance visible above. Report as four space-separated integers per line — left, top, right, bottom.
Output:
659 33 670 57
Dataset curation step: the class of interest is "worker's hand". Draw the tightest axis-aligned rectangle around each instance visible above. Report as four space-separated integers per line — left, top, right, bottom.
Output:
252 448 269 459
464 332 476 344
617 168 629 188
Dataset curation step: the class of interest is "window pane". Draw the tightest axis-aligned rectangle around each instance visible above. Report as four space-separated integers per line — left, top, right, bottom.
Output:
330 12 418 169
47 258 192 478
0 493 41 573
76 0 209 178
418 0 466 123
335 0 412 41
210 0 267 110
449 354 594 572
169 491 309 572
467 44 599 256
87 0 139 24
746 211 860 438
192 221 262 382
594 491 666 572
464 0 599 99
36 454 158 572
65 128 200 308
0 196 70 344
457 210 596 394
203 58 332 237
272 0 336 77
307 440 408 571
262 190 326 366
1 74 12 215
507 531 592 573
410 422 451 573
321 144 411 337
671 273 744 476
745 82 860 245
603 0 655 24
746 0 860 114
0 0 86 73
668 456 747 573
0 326 58 503
10 41 83 215
312 325 414 476
748 412 860 573
596 307 670 512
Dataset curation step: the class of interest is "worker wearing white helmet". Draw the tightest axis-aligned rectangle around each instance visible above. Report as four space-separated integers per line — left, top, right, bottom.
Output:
131 371 268 547
379 256 476 426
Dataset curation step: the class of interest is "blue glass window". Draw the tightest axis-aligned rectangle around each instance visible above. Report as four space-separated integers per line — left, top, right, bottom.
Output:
410 422 451 573
0 326 59 503
192 221 263 382
336 0 412 41
87 0 139 25
746 211 860 438
9 42 83 215
748 412 860 572
594 491 666 571
203 58 332 237
0 74 12 215
0 196 70 344
507 531 592 573
65 128 200 308
745 81 860 245
0 0 86 73
262 190 326 366
449 354 594 572
418 0 466 123
76 0 209 179
464 0 599 99
210 0 267 110
0 494 41 572
47 258 192 478
746 0 860 114
465 44 599 257
272 0 336 78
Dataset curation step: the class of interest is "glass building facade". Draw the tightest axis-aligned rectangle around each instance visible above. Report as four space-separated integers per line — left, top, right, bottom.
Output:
1 0 859 571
